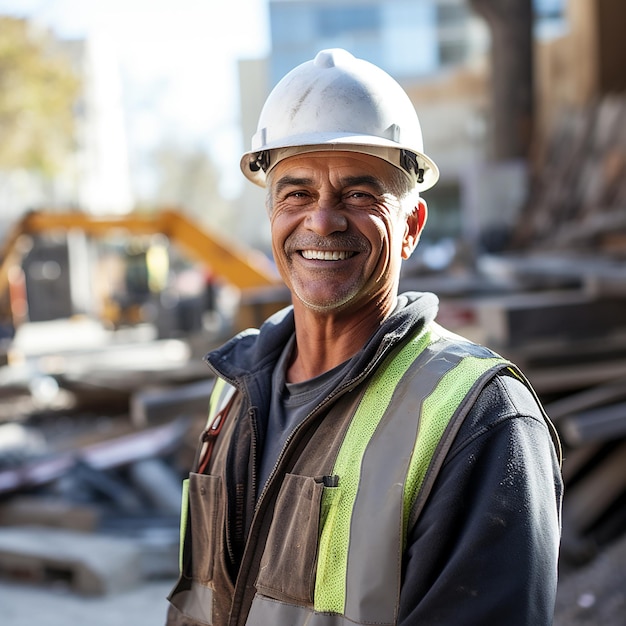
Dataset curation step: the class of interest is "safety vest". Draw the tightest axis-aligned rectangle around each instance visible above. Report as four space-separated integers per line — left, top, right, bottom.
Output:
172 321 543 625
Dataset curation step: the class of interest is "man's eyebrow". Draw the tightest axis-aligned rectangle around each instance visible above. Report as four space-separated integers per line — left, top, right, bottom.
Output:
341 175 385 193
274 174 386 195
274 176 313 195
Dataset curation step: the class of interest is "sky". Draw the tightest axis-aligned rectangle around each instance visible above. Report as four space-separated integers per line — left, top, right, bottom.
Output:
0 0 271 198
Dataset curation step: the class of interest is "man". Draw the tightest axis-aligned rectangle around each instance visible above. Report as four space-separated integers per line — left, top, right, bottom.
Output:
166 49 562 626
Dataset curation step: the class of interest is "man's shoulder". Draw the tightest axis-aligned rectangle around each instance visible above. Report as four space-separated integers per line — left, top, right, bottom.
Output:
454 368 552 449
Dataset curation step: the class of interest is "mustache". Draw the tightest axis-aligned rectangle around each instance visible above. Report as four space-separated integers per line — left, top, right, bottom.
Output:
285 233 370 253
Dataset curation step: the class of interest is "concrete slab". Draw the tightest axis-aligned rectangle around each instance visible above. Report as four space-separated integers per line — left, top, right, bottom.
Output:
0 526 142 595
0 579 174 626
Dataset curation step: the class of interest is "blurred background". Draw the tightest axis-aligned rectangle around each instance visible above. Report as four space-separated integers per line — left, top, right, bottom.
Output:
0 1 625 624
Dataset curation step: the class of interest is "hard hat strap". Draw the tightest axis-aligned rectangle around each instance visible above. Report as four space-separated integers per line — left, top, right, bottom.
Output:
250 150 270 173
400 150 425 184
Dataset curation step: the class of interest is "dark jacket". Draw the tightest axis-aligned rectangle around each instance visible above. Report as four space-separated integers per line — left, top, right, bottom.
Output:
166 292 563 626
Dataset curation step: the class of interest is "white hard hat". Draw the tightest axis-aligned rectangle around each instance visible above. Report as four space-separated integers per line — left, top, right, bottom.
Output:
240 48 439 191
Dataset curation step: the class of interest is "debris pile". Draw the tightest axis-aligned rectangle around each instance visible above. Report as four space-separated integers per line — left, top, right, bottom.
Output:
0 319 214 595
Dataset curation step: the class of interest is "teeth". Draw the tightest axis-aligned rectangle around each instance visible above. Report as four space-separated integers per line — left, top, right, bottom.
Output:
301 250 352 260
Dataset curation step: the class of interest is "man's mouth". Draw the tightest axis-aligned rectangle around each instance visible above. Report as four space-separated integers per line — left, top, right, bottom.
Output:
300 250 356 261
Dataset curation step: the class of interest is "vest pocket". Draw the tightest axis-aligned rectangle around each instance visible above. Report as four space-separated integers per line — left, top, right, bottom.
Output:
256 473 330 605
188 472 223 584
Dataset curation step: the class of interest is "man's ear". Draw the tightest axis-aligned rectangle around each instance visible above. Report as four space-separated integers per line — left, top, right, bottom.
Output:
401 198 428 259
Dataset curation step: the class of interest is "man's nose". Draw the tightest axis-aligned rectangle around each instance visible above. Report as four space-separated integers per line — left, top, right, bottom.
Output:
305 198 348 235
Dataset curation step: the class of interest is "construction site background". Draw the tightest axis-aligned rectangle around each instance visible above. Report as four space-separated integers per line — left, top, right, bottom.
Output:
1 1 626 624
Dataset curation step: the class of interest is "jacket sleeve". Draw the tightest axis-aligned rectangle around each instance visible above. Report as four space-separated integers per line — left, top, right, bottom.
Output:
398 371 563 626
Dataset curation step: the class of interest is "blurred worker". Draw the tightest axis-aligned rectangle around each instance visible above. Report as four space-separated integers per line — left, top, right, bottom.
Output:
166 49 562 626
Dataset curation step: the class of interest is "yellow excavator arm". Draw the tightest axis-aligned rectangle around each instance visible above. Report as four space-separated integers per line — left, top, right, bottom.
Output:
0 209 282 324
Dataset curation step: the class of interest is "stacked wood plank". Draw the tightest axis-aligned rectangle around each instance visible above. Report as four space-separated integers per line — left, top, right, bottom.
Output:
511 94 626 256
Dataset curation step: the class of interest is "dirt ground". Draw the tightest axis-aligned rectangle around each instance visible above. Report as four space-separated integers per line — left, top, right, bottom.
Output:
554 534 626 626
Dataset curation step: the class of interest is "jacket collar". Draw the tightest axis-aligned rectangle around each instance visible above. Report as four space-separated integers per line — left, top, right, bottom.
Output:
204 291 439 385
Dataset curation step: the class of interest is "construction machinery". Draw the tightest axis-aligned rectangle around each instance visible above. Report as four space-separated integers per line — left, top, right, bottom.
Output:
0 209 286 336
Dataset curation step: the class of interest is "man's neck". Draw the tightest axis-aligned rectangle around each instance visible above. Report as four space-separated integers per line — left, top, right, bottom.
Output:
286 298 395 383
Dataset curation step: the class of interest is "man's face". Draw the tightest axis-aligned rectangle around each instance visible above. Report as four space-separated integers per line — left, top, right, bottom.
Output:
267 151 426 316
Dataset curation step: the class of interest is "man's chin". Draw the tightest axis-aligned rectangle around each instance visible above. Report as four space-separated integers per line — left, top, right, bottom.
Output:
293 292 355 315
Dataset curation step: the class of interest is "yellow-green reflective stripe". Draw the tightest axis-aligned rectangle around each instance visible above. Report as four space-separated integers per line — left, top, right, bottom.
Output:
179 478 189 571
401 354 507 539
314 326 432 614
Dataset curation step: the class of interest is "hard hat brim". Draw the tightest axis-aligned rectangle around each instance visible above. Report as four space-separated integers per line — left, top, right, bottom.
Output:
240 135 440 192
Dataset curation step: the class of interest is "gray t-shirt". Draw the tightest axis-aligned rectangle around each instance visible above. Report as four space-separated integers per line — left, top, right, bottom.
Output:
258 335 350 491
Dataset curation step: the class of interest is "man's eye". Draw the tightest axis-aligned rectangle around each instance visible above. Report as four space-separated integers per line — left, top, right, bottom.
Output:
278 190 309 205
285 190 309 199
344 191 374 205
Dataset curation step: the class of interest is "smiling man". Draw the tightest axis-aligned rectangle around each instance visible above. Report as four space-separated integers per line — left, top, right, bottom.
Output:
166 49 563 626
267 151 427 381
